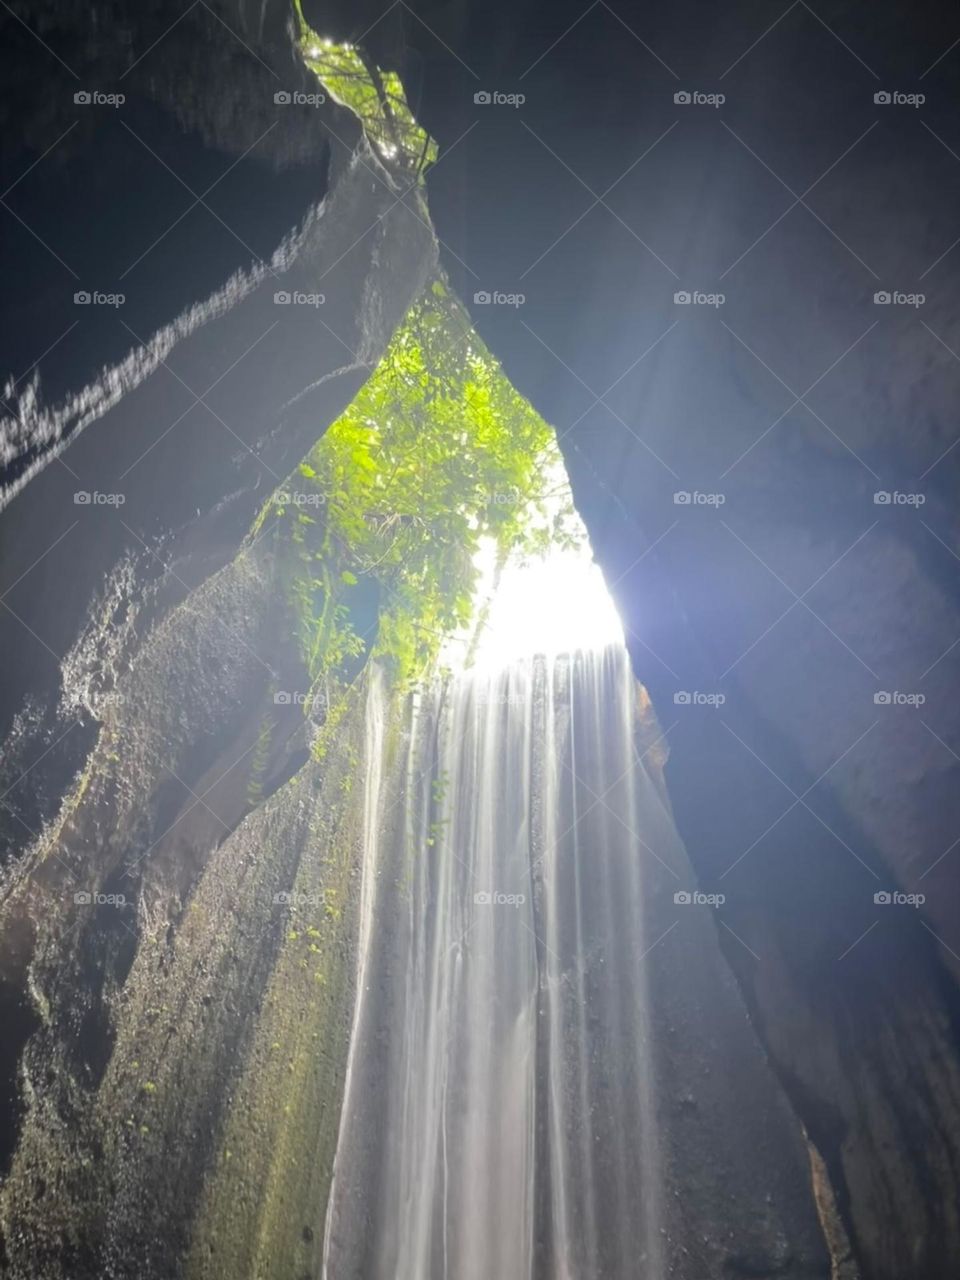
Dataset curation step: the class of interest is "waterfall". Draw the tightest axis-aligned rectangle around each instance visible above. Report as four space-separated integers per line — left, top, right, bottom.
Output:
322 645 673 1279
319 644 826 1279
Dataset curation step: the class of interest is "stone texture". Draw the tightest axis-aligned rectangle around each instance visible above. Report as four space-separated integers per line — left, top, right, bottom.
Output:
401 1 960 1274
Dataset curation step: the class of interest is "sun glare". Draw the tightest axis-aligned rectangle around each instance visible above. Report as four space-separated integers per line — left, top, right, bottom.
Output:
467 533 624 669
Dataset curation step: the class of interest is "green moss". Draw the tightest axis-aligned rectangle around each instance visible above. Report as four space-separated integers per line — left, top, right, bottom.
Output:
308 679 355 761
185 691 370 1280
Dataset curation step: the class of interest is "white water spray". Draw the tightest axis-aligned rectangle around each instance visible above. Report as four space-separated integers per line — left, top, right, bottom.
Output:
322 644 673 1279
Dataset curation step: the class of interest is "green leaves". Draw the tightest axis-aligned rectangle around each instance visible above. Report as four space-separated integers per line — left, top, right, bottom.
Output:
294 3 438 175
263 278 578 693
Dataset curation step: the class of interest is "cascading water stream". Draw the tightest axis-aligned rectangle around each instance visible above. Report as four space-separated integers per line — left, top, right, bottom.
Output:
322 645 675 1279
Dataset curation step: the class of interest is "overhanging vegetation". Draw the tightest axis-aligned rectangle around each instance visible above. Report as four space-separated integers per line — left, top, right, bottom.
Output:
256 279 578 694
294 1 438 174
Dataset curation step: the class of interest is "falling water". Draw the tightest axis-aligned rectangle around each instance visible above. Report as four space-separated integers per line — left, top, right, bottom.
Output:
322 645 679 1279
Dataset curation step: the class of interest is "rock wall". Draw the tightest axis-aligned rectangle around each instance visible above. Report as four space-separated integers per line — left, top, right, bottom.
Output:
0 539 373 1277
399 0 960 1273
0 5 437 1272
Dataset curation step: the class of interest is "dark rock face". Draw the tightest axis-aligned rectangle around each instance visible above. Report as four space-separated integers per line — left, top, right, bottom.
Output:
0 4 438 1272
0 0 437 780
1 0 959 1277
400 0 960 1275
0 0 335 424
0 542 374 1277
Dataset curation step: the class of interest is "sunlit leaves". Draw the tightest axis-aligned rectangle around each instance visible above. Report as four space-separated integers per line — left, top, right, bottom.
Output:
294 2 438 174
264 279 577 690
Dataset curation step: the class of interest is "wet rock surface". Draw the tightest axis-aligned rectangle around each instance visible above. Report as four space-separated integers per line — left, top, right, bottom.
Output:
1 1 958 1276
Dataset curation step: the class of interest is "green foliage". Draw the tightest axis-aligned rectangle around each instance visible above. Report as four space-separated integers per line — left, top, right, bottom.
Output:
261 279 578 694
294 2 437 174
276 9 578 699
